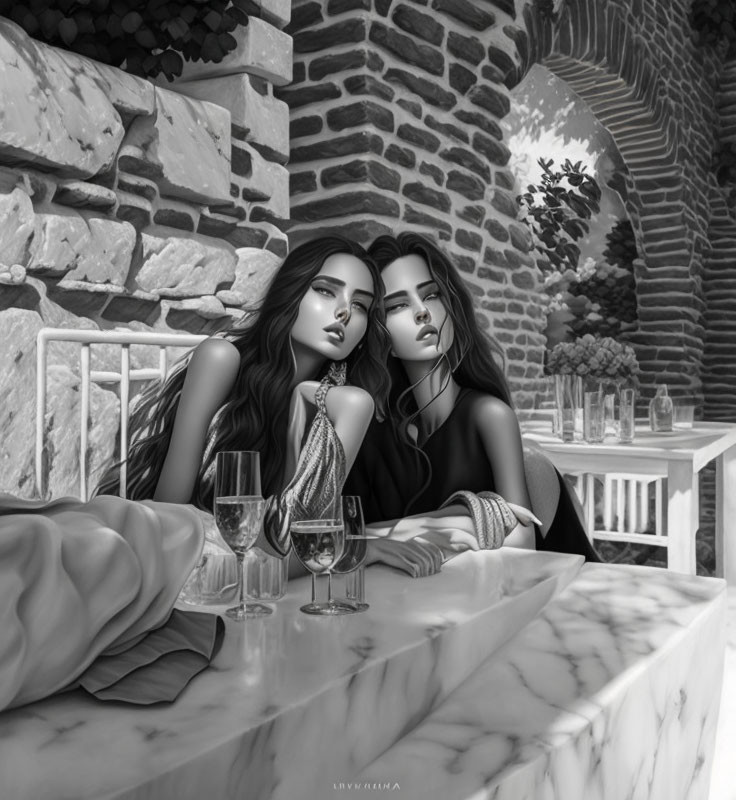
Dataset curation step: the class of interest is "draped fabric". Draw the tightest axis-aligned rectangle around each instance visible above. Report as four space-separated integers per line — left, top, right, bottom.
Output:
263 362 348 556
345 389 600 562
0 494 204 711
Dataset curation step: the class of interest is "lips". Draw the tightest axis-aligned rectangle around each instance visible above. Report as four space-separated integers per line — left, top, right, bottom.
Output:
416 324 438 341
323 322 345 343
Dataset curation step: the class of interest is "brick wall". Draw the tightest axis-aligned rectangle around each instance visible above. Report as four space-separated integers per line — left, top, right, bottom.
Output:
702 57 736 421
280 0 546 410
523 0 729 411
280 0 734 417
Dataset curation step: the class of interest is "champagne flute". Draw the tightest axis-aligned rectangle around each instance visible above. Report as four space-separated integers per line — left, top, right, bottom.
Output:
290 497 353 615
214 451 271 620
333 495 370 612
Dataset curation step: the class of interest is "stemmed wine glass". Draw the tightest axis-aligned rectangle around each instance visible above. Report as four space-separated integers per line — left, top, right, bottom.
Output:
214 450 271 620
332 495 370 612
289 497 353 615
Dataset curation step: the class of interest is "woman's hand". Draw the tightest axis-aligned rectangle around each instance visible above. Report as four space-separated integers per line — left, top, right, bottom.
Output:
365 538 443 578
367 514 479 565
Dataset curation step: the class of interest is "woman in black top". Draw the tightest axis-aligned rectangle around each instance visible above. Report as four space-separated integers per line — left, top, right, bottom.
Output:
346 232 599 562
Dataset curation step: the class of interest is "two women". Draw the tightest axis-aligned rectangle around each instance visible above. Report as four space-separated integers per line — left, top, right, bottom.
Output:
110 231 597 563
345 233 599 562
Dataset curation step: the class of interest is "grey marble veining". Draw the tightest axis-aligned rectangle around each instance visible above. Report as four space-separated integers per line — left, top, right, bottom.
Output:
0 548 581 800
354 564 727 800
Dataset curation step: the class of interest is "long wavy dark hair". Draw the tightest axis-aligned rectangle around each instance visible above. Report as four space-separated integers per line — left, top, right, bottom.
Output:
369 232 510 416
367 232 511 512
98 236 390 510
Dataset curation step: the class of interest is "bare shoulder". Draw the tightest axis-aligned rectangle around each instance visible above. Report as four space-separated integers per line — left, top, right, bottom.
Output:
185 337 240 396
189 337 239 375
325 385 375 418
468 392 519 429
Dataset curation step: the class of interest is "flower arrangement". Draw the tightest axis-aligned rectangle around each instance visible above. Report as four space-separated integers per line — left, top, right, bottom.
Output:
546 334 639 381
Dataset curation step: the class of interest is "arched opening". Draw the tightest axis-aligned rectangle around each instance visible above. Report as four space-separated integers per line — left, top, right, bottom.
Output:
503 63 639 353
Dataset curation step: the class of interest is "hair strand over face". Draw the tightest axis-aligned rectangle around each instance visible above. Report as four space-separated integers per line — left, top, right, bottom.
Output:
97 236 390 508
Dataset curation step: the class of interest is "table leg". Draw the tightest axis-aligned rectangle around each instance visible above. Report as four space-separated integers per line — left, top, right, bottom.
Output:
715 445 736 583
667 461 698 575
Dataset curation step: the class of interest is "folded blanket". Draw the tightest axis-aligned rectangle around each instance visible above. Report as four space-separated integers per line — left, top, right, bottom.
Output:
0 493 205 712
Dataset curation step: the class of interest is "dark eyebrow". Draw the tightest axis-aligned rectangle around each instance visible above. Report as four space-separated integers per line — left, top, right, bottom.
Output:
383 280 438 304
313 275 374 300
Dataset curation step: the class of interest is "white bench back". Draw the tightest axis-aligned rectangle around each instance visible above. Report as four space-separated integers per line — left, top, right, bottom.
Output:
36 328 206 500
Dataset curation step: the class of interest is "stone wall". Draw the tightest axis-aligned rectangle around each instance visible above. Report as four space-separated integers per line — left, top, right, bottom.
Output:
280 0 546 409
0 8 292 497
279 0 734 416
524 0 728 410
702 56 736 421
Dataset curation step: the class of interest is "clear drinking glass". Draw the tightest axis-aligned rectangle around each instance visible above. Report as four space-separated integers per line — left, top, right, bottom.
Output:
290 497 352 615
583 390 604 443
332 495 370 612
214 450 271 620
619 388 636 443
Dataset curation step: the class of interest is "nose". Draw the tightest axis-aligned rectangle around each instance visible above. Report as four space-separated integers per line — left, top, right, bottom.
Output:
414 305 431 324
336 304 351 324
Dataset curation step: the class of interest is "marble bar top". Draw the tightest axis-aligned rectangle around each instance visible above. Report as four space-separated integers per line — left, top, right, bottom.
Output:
356 563 728 800
0 548 583 800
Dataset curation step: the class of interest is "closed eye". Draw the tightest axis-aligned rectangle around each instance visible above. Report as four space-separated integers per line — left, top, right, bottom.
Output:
351 300 368 313
313 285 335 298
385 301 408 313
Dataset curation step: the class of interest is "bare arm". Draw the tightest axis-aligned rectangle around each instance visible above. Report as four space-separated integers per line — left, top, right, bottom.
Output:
291 382 375 475
153 338 240 504
473 396 536 550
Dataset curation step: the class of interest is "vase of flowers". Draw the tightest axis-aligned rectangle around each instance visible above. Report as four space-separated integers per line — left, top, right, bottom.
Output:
547 334 639 443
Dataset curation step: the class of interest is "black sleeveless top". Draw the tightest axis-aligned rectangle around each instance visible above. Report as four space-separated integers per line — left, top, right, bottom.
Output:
345 389 599 562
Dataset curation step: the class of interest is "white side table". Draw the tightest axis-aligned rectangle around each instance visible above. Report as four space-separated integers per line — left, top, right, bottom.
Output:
522 421 736 582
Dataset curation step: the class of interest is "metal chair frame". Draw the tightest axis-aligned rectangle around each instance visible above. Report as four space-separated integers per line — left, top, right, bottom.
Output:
35 328 206 500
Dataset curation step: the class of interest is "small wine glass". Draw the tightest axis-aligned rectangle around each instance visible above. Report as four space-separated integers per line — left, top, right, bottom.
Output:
289 497 353 615
333 495 370 612
214 450 271 620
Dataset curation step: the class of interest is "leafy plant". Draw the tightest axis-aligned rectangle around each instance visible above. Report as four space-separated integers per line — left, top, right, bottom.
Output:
517 157 602 273
712 139 736 186
602 218 638 271
689 0 736 56
0 0 254 81
546 334 639 381
534 0 558 23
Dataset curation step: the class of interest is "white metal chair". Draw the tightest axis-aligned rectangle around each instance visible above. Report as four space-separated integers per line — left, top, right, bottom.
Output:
35 328 206 500
568 470 668 552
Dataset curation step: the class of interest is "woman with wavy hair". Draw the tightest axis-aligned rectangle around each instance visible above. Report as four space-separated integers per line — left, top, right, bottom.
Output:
98 236 392 556
346 232 599 561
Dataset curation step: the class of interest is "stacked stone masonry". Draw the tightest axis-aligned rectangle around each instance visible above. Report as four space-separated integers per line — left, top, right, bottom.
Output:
702 57 736 421
280 0 735 418
0 9 292 496
524 0 729 412
280 0 545 408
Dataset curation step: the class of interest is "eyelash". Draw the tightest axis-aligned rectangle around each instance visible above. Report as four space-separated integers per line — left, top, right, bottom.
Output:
385 291 440 313
313 286 368 312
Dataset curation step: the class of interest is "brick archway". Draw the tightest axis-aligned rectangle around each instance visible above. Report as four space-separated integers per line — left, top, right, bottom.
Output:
281 0 731 413
513 0 726 406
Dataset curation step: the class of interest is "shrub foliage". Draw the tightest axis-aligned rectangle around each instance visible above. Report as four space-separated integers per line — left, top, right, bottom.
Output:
0 0 256 80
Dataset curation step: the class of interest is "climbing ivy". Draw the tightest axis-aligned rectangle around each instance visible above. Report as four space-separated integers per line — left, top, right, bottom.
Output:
516 157 602 274
0 0 257 81
689 0 736 56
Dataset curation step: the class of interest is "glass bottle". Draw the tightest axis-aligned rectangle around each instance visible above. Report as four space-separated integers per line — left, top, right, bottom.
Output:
649 384 673 432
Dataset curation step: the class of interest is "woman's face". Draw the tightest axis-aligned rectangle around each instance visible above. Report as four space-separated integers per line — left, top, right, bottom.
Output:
381 253 455 362
290 253 375 361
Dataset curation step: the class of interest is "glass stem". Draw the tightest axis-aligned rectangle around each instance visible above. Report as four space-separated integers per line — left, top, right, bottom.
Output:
311 574 317 603
327 571 333 602
237 552 246 613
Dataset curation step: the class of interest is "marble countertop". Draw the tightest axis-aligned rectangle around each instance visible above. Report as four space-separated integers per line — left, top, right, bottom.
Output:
356 563 728 800
0 548 582 800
